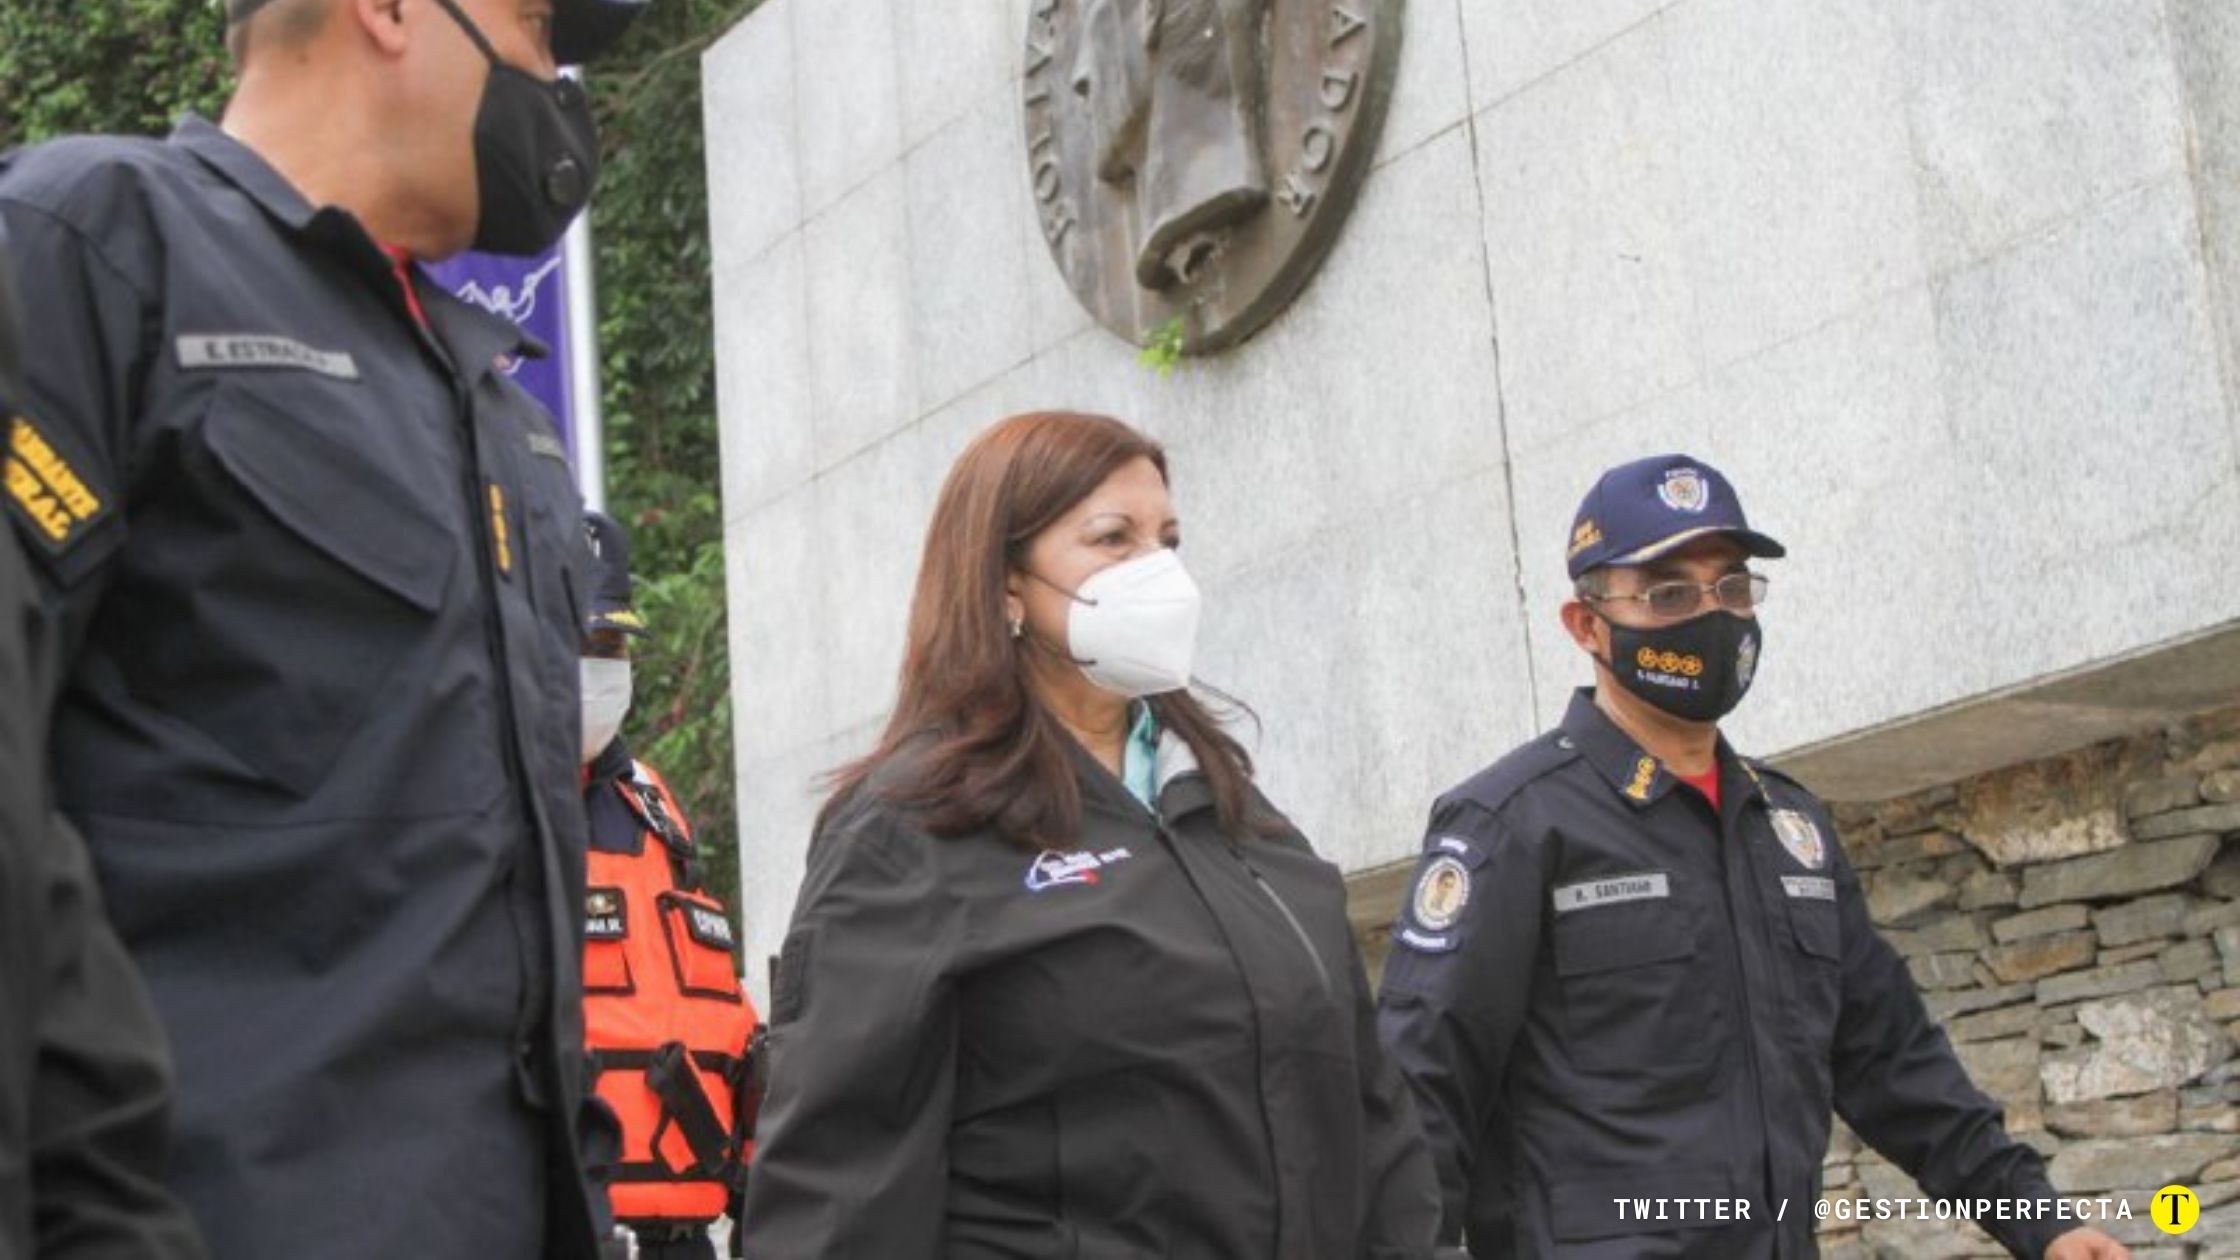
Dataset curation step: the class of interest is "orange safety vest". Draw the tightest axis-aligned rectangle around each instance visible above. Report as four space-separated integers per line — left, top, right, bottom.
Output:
583 759 760 1227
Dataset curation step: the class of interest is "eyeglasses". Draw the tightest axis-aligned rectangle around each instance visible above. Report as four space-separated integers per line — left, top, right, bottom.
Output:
1585 572 1770 620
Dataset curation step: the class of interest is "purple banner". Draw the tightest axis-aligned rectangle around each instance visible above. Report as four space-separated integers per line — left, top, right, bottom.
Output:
426 247 577 461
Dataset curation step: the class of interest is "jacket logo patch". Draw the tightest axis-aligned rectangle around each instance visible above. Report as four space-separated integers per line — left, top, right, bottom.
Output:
1781 875 1836 901
1024 846 1133 892
1552 871 1670 915
1771 810 1826 869
1412 855 1472 933
586 887 627 940
177 334 360 381
5 416 109 554
1657 466 1710 513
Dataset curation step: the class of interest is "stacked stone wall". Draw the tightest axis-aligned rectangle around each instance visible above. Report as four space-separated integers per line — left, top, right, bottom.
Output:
1817 709 2240 1258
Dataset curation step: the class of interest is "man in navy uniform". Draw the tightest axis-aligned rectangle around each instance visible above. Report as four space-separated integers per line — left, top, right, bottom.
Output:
0 0 646 1254
1377 455 2127 1260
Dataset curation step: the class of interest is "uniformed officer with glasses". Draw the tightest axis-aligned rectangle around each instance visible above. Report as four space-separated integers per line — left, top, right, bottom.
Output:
1376 455 2126 1260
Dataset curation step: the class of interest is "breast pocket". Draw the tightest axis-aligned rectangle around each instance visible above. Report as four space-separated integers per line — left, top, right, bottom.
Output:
1550 894 1713 1074
114 378 456 797
1780 893 1844 1054
497 393 587 650
659 891 745 1003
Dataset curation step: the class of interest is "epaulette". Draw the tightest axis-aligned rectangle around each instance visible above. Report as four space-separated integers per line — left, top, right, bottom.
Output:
1435 729 1581 818
1745 757 1819 798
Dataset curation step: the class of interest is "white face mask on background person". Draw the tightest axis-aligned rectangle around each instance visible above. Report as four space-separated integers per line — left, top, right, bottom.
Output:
580 657 633 763
1058 548 1202 698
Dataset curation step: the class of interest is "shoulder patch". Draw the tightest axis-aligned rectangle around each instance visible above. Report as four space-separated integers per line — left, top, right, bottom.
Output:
1438 731 1581 818
5 413 115 562
1393 834 1493 955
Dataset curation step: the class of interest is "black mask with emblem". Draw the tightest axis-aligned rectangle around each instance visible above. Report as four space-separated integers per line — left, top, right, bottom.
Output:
1596 610 1763 724
431 0 601 257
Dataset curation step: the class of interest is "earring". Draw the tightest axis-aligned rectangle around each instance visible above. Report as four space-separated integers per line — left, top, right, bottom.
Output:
1008 614 1024 640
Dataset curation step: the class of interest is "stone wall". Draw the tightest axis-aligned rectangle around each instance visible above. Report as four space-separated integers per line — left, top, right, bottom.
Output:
1817 708 2240 1258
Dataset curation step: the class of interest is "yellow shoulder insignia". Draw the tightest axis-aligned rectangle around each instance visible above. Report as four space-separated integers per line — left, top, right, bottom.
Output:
5 415 111 555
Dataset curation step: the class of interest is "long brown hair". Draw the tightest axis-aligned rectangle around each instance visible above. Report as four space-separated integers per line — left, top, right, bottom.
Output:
825 411 1271 850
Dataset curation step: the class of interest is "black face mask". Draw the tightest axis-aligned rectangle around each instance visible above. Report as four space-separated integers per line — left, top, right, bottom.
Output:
1596 610 1763 724
432 0 600 256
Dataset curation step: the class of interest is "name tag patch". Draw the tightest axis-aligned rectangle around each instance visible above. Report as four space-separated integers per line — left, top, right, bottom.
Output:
586 887 627 940
1552 872 1670 915
1781 875 1836 901
526 430 568 463
5 415 111 555
177 334 360 381
682 902 736 951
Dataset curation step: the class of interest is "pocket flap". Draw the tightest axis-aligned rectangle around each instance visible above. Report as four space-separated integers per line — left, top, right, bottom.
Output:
1788 898 1843 961
204 382 453 613
1552 891 1695 977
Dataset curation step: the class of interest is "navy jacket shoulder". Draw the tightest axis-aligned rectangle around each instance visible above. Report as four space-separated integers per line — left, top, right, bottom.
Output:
0 133 208 263
1435 729 1580 822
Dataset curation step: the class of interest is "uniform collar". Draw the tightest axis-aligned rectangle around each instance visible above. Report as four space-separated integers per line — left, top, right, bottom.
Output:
1560 688 1679 810
172 115 324 234
419 280 551 377
1560 688 1776 814
171 116 545 373
1065 727 1218 829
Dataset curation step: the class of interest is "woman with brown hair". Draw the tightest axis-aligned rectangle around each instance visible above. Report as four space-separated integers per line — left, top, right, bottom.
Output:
735 411 1439 1259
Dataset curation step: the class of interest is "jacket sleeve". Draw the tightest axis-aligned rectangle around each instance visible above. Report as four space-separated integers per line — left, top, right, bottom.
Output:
1348 930 1443 1259
732 803 963 1260
1374 801 1542 1250
0 193 142 667
1827 845 2063 1260
29 809 210 1260
0 201 203 1260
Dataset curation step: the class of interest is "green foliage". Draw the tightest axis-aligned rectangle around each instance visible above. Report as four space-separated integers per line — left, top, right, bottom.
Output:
1138 313 1188 377
588 0 764 934
1 0 765 935
0 0 230 147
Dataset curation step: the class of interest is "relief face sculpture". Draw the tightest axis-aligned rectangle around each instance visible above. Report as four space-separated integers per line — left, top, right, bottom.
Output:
1072 0 1272 290
1025 0 1402 353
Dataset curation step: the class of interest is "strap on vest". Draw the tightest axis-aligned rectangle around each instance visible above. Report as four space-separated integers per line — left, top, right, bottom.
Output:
621 774 704 890
645 1040 733 1177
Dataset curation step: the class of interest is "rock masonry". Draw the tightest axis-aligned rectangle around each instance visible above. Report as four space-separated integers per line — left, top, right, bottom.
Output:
1818 708 2240 1258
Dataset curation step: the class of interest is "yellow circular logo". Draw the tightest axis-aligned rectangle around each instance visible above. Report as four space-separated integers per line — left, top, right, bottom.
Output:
2152 1184 2200 1235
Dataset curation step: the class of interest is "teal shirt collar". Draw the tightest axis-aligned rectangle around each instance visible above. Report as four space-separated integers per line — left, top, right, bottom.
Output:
1122 702 1160 810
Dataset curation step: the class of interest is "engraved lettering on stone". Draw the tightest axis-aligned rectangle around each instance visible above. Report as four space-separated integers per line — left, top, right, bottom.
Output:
1319 69 1357 110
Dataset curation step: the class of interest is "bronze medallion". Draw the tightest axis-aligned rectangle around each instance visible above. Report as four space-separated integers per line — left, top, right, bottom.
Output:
1021 0 1403 354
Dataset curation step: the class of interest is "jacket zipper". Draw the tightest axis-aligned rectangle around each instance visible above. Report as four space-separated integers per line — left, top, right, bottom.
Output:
1707 786 1780 1242
1227 842 1333 998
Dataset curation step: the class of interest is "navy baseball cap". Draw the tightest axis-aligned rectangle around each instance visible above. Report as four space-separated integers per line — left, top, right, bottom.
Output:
550 0 650 65
225 0 647 65
583 510 649 637
1565 454 1785 580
